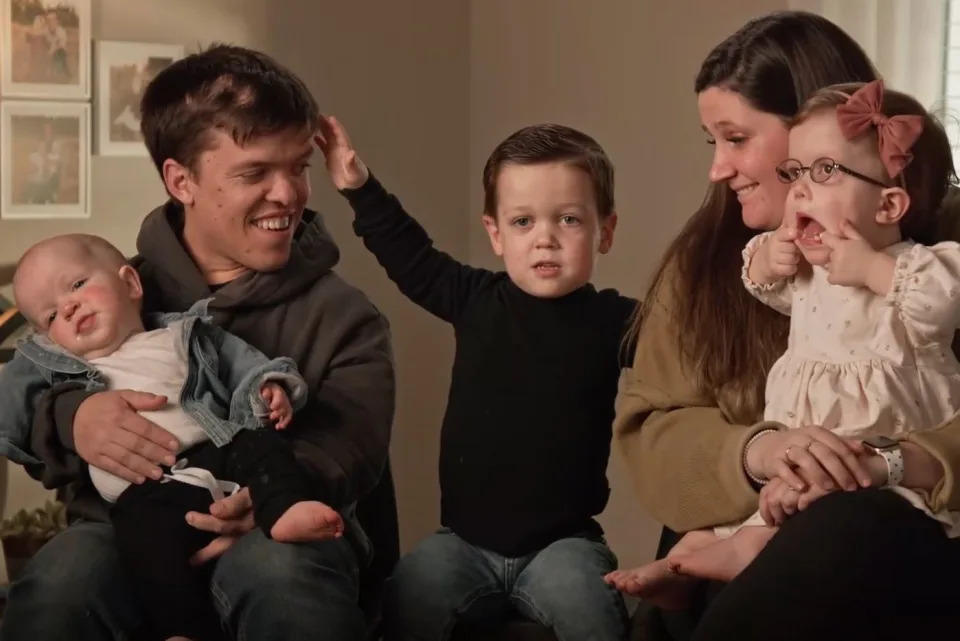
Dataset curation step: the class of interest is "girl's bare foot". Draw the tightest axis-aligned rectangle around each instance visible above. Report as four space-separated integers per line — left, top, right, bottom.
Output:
667 526 776 582
604 560 698 610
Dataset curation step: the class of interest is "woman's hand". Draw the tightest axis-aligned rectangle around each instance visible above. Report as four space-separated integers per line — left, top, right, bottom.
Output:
746 426 872 492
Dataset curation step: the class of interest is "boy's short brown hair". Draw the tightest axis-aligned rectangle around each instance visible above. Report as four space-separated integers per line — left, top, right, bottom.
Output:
481 124 615 218
140 44 320 175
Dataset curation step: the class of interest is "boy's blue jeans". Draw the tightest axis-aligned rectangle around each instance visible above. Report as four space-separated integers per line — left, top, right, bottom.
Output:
383 527 628 641
0 520 364 641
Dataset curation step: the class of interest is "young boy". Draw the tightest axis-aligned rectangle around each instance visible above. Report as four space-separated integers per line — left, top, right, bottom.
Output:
0 233 344 641
316 117 635 640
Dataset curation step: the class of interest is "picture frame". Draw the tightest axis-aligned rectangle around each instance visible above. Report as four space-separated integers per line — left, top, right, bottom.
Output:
1 100 90 219
0 0 91 100
95 40 184 156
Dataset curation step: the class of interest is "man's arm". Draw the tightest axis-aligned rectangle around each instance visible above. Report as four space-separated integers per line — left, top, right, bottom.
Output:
0 354 50 471
29 385 177 487
289 285 395 510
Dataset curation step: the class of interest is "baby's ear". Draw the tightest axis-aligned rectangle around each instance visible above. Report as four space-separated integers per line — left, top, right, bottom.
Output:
876 187 910 227
118 265 143 301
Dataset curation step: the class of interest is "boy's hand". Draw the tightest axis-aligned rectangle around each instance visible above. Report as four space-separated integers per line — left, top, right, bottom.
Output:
315 115 369 190
820 220 883 289
750 225 800 283
260 383 293 430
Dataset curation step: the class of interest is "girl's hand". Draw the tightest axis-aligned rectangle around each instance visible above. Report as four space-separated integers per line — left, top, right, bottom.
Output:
750 225 801 284
820 220 883 288
759 477 801 526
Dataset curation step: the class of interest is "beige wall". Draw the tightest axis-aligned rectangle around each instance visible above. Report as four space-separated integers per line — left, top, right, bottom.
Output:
1 0 802 570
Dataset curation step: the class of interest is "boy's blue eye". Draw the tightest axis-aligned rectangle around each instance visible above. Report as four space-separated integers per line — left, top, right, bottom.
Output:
560 215 581 225
72 278 86 290
513 217 531 227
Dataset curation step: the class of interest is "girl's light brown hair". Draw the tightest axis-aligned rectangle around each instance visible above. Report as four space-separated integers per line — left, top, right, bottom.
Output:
629 11 878 422
792 83 956 245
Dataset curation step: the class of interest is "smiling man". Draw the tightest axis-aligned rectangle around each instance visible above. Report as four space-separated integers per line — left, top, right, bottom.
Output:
0 45 397 641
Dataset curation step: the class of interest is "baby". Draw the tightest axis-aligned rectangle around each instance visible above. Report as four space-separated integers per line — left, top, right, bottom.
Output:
1 233 344 641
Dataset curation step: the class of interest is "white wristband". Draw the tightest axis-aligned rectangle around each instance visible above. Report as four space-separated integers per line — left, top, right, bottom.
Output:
878 446 905 487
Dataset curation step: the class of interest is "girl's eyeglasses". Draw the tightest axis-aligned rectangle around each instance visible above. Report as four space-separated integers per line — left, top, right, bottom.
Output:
775 157 891 189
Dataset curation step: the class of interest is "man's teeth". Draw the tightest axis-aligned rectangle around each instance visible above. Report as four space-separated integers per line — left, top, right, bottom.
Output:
253 216 291 231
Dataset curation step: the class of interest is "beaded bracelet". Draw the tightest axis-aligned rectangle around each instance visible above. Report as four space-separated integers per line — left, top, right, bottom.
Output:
742 428 780 486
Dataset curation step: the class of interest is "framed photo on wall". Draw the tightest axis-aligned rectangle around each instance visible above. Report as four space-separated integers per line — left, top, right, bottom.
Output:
1 100 90 219
0 0 91 99
95 40 184 156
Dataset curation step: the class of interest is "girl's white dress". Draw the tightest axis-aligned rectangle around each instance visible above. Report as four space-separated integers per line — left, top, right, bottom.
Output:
719 233 960 537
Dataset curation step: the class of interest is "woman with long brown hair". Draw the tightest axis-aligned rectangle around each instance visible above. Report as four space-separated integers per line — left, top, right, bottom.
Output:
615 11 960 640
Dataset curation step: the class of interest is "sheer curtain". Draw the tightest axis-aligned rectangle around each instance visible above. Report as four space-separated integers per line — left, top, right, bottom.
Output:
788 0 947 109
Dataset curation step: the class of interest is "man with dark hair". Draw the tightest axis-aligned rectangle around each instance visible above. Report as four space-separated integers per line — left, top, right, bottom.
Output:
0 45 397 641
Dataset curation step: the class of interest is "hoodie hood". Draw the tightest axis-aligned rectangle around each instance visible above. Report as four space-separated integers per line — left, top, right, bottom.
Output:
135 201 340 312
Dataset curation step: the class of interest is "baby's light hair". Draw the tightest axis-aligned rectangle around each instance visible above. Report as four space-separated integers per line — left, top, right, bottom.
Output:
792 82 956 244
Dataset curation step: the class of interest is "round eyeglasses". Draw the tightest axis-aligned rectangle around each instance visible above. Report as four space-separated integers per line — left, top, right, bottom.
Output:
775 157 891 189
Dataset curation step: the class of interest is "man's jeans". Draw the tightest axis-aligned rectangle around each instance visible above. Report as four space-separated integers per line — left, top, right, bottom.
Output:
0 520 364 641
383 528 628 641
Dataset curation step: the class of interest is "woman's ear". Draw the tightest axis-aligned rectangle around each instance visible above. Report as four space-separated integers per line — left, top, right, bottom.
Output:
876 187 910 227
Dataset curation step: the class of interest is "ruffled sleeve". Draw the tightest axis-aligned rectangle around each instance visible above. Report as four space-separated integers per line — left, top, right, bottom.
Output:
741 232 793 316
888 241 960 341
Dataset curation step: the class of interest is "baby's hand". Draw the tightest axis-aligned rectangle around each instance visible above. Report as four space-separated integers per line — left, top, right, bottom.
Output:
753 225 800 283
315 115 369 191
260 383 293 430
820 220 878 288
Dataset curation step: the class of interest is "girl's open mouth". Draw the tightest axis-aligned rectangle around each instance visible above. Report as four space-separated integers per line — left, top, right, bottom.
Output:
796 213 825 246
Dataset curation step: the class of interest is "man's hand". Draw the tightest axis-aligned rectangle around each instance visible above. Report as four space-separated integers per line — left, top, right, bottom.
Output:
186 487 256 565
74 390 179 483
315 114 370 191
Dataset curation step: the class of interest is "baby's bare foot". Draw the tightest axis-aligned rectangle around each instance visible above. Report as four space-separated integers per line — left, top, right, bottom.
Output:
271 501 345 542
